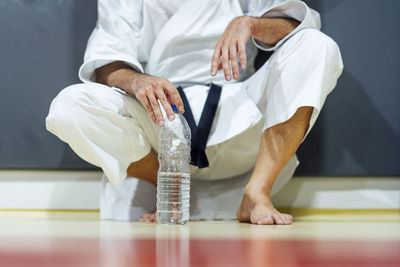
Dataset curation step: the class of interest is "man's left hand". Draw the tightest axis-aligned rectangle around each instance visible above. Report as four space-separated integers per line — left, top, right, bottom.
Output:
210 16 254 81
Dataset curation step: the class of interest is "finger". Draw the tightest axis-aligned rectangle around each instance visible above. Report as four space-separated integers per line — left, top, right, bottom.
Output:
238 42 247 70
217 62 223 71
211 43 221 76
136 92 156 123
230 45 239 80
163 82 184 113
147 94 164 126
221 44 231 81
155 88 174 121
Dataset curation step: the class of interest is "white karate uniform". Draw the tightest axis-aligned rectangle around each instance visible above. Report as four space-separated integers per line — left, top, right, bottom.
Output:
45 0 343 220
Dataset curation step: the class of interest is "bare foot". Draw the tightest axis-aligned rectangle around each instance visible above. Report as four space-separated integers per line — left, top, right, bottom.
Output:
237 189 293 225
139 212 157 223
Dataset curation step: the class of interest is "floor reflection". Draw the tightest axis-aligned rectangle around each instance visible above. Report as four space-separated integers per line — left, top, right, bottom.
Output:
156 225 190 267
0 211 399 267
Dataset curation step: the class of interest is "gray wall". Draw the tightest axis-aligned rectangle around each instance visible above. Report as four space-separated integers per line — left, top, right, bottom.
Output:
0 0 98 169
297 0 400 175
0 0 399 175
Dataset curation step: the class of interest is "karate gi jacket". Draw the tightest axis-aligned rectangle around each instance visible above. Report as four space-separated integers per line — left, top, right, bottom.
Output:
78 0 321 147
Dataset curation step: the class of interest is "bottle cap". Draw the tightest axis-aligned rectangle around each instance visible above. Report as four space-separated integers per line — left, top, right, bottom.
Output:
172 104 178 113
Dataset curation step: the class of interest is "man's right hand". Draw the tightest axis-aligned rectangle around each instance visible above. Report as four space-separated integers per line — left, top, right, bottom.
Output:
96 61 184 126
129 72 184 126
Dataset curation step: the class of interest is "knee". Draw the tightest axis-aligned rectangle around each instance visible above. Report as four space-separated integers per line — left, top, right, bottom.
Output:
276 29 344 79
45 84 90 140
296 29 343 69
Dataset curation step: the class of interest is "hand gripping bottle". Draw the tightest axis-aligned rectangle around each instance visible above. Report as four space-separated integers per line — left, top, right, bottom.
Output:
156 104 191 224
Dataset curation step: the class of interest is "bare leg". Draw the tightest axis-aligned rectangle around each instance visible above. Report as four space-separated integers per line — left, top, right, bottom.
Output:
127 149 158 185
237 106 313 225
127 149 158 222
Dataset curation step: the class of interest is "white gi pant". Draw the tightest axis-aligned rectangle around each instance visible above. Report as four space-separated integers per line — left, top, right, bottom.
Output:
46 29 343 221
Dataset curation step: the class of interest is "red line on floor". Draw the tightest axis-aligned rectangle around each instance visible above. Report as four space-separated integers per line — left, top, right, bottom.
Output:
0 238 399 267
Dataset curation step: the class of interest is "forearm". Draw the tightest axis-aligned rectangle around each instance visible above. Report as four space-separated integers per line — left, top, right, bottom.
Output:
95 61 184 125
250 17 300 46
95 61 143 95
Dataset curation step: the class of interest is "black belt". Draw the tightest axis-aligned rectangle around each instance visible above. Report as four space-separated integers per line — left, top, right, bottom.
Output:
176 83 222 168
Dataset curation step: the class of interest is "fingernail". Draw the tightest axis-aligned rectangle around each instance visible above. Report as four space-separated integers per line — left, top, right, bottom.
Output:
278 220 283 224
234 74 238 80
226 75 231 80
158 120 164 126
168 115 174 121
211 71 216 76
241 64 245 69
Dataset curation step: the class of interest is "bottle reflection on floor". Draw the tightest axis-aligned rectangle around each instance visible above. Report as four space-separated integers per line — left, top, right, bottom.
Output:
156 225 190 267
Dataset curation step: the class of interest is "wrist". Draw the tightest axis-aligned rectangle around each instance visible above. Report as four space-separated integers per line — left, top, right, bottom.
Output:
249 16 260 37
105 69 143 97
128 71 149 88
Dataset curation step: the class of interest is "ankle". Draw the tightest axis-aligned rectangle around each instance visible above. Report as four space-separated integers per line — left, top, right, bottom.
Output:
244 184 272 200
245 180 273 197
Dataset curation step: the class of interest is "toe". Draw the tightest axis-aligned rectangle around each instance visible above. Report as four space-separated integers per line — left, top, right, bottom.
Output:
250 213 260 224
150 214 157 223
139 217 148 222
251 215 274 225
250 208 273 225
271 213 279 224
283 214 293 224
259 216 274 225
278 215 286 225
139 213 154 222
272 213 285 225
283 214 290 224
139 215 148 222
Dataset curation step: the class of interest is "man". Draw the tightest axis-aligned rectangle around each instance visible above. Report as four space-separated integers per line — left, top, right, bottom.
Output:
46 0 343 225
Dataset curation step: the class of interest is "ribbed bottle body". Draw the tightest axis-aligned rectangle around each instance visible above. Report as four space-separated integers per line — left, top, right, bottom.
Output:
156 113 191 225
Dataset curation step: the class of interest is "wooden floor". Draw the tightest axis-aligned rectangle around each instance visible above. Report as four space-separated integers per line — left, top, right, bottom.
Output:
0 209 399 267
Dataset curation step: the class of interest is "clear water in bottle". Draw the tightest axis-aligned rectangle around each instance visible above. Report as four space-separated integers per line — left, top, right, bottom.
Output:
156 105 191 225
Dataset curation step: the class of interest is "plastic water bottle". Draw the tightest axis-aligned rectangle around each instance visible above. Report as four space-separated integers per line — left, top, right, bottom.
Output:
156 104 191 224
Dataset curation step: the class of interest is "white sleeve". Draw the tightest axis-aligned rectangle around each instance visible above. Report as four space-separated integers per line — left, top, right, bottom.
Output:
246 0 321 52
79 0 143 83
